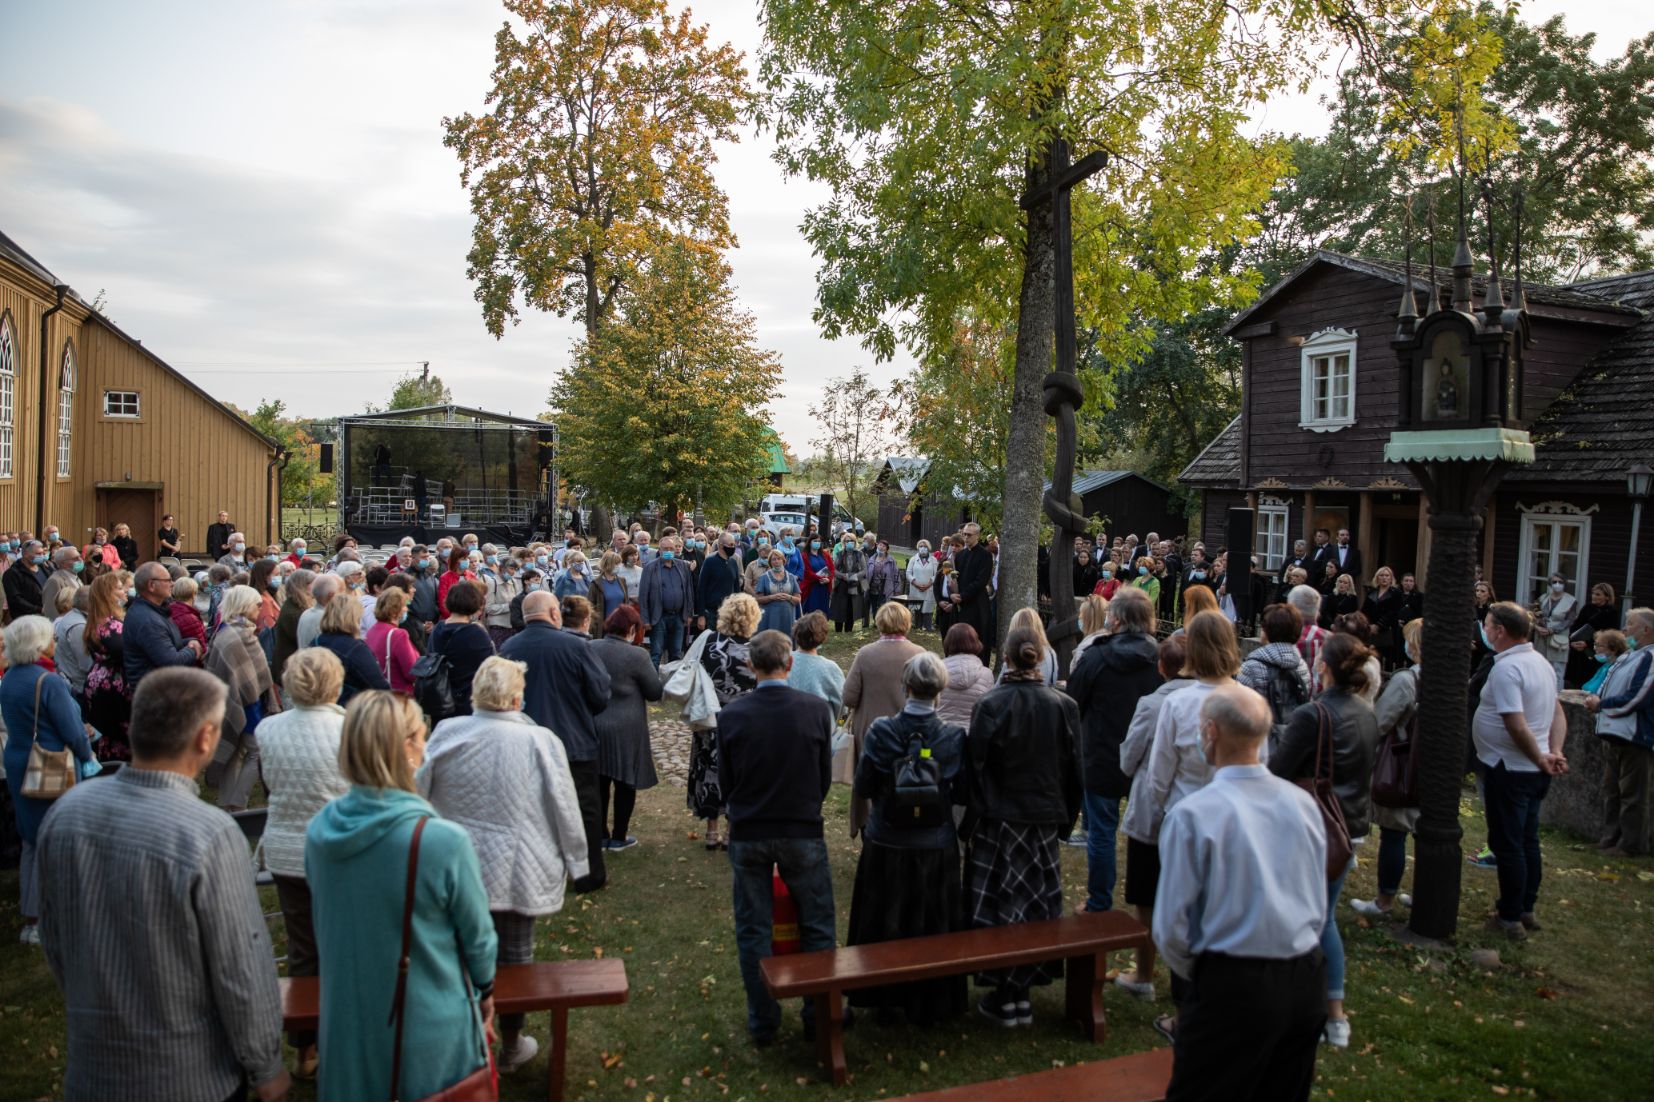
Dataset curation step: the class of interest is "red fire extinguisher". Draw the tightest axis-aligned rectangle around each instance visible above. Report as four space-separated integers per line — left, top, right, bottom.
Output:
771 866 800 955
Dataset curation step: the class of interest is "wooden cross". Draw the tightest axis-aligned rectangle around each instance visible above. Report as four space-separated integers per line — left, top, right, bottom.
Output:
1021 137 1107 675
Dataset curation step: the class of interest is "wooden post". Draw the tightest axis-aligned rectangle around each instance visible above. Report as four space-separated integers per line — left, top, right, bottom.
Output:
1357 492 1375 586
1415 493 1432 588
1302 490 1317 544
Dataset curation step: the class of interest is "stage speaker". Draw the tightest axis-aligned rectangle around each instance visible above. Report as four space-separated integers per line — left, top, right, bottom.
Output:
1226 507 1255 626
819 493 834 537
318 443 334 474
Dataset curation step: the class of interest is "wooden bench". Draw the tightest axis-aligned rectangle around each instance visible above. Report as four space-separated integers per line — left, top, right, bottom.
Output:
760 910 1150 1085
279 958 628 1102
885 1047 1174 1101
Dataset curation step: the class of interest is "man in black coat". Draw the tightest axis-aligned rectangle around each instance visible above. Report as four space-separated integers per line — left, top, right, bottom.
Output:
3 540 47 618
1329 527 1362 586
953 522 995 663
205 511 235 561
1063 587 1163 913
696 532 745 631
501 590 613 892
716 629 837 1047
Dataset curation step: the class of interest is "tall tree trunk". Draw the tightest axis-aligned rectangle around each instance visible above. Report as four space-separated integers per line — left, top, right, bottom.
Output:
997 164 1056 651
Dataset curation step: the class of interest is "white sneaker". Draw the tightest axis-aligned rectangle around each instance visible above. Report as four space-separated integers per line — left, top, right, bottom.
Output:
1397 893 1413 908
1323 1018 1351 1048
1349 898 1393 919
1113 973 1155 1000
19 924 41 947
499 1034 539 1073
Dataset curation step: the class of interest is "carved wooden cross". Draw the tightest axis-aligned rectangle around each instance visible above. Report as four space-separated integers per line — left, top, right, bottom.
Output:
1021 136 1107 675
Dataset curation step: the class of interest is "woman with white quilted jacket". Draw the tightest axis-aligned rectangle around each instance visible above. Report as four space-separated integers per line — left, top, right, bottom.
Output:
417 655 587 1075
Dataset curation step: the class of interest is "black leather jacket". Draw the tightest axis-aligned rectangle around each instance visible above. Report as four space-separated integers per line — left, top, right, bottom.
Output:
1270 687 1378 839
964 680 1082 830
1066 632 1163 798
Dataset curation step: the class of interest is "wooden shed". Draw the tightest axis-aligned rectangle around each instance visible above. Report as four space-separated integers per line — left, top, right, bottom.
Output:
870 457 970 549
1048 469 1188 544
0 229 280 559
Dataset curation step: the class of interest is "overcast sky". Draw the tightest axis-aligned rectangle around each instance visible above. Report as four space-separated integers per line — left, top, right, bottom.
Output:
1 1 1645 452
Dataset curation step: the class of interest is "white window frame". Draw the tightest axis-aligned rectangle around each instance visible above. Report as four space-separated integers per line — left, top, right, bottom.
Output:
0 315 13 479
103 390 141 419
1299 327 1358 432
57 343 75 478
1255 499 1290 572
1515 506 1592 607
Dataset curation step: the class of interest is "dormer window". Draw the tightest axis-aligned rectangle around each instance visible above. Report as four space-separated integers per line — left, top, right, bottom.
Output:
1300 327 1357 432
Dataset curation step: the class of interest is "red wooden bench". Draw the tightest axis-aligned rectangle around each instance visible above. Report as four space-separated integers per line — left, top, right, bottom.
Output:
279 958 628 1102
760 910 1151 1085
885 1047 1174 1101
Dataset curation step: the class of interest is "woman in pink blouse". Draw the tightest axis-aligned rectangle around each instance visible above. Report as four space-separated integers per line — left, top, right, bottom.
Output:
363 587 421 693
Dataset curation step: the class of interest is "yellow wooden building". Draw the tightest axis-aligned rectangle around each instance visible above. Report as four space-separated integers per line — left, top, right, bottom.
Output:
0 229 280 560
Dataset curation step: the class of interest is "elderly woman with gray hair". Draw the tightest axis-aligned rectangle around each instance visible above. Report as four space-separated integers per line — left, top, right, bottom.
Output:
206 585 282 812
418 655 589 1073
1 615 96 944
846 651 969 1023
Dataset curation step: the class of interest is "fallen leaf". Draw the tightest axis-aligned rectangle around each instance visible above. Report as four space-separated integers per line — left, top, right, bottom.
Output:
1536 987 1559 1001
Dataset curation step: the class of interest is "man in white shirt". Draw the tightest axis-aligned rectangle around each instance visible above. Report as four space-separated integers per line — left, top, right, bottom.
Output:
1472 601 1567 939
1155 684 1327 1101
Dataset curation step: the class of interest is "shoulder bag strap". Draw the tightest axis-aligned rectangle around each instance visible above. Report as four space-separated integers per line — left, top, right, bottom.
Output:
32 673 44 744
388 816 429 1102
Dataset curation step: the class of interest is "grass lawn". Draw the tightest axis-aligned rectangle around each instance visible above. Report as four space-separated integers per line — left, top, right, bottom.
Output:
2 625 1651 1099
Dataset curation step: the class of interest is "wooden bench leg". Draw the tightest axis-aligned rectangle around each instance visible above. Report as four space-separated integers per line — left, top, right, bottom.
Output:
547 1006 569 1102
812 990 848 1086
1065 952 1106 1043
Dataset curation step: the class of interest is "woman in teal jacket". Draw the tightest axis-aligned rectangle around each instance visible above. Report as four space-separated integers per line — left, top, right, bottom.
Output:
306 691 498 1100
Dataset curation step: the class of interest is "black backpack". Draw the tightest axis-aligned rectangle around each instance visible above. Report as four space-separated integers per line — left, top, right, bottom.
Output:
410 648 457 722
1261 660 1311 726
880 724 948 830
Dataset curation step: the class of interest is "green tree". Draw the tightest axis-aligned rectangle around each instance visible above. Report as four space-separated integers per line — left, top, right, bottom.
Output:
444 0 752 339
386 368 453 411
549 242 782 524
808 368 895 524
240 399 334 506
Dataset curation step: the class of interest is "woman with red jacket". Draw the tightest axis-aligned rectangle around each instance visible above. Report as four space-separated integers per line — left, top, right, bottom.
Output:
436 545 475 619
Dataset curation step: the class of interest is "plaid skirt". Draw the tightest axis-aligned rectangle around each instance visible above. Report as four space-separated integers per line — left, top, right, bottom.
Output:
964 818 1064 992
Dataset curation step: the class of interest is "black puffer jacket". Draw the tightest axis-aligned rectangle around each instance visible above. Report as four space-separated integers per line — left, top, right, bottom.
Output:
964 680 1082 829
1270 687 1379 839
1066 632 1162 797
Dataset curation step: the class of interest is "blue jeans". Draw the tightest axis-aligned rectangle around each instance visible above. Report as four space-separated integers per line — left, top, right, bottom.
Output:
1322 859 1350 1001
1082 793 1121 912
728 837 838 1040
1483 762 1552 922
1377 827 1409 897
650 612 686 666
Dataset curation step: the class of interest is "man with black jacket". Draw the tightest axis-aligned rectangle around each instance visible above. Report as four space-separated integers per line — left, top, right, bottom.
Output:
3 540 47 618
1064 588 1162 913
717 630 837 1047
205 511 235 561
696 533 745 631
953 523 995 663
501 590 613 892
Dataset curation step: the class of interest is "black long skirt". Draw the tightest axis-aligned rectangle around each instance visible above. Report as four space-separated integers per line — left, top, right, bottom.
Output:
846 837 967 1022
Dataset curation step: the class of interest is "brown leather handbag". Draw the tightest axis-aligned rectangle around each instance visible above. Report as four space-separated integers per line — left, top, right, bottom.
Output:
21 676 77 801
1294 702 1354 880
389 817 497 1102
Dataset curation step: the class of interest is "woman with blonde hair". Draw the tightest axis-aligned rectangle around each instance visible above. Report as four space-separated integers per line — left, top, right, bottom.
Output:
110 522 139 571
306 692 497 1100
997 606 1058 686
256 646 349 1075
1323 572 1360 627
1130 555 1160 607
1176 582 1218 629
843 599 927 836
365 586 421 693
83 571 133 760
1071 593 1111 664
587 550 629 637
206 585 282 812
315 592 389 705
690 592 763 848
168 574 209 652
419 657 587 1071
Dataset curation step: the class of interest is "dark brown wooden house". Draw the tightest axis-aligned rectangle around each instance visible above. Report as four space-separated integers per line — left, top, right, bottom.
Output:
1047 469 1187 543
1178 251 1654 608
870 457 970 549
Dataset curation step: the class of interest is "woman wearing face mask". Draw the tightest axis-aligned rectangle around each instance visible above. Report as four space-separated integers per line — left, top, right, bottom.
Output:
617 546 644 603
934 561 960 637
831 533 866 634
585 552 629 638
86 527 122 570
84 572 134 761
553 550 590 603
366 587 421 694
436 546 476 620
1566 582 1619 689
1472 580 1498 666
1129 556 1160 608
1535 574 1580 689
483 556 523 649
250 558 282 638
1092 559 1122 601
866 539 901 622
799 535 834 618
754 548 802 635
1351 618 1425 921
906 541 938 632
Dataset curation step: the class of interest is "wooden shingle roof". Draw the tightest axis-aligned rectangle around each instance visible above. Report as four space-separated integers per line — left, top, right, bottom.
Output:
1177 415 1241 487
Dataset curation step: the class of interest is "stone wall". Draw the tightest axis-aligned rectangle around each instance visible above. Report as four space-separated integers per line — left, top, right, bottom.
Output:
1541 692 1609 841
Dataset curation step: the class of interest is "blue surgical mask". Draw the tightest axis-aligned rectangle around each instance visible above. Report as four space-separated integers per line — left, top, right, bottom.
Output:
32 554 47 566
126 587 137 601
267 553 280 563
811 540 821 551
1138 566 1148 576
1101 571 1112 580
661 550 676 562
269 577 281 590
758 538 770 548
486 554 498 565
399 610 409 624
537 554 549 565
781 538 794 550
416 558 429 570
72 560 85 574
1596 652 1611 664
233 542 246 553
464 542 478 551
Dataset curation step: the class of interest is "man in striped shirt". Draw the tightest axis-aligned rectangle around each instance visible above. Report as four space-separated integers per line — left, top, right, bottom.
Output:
37 668 289 1102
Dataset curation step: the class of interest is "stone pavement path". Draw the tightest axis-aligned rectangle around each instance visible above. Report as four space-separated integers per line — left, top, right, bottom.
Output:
650 718 691 786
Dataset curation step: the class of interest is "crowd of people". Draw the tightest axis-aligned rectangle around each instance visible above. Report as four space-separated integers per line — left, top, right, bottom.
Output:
0 508 1648 1102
